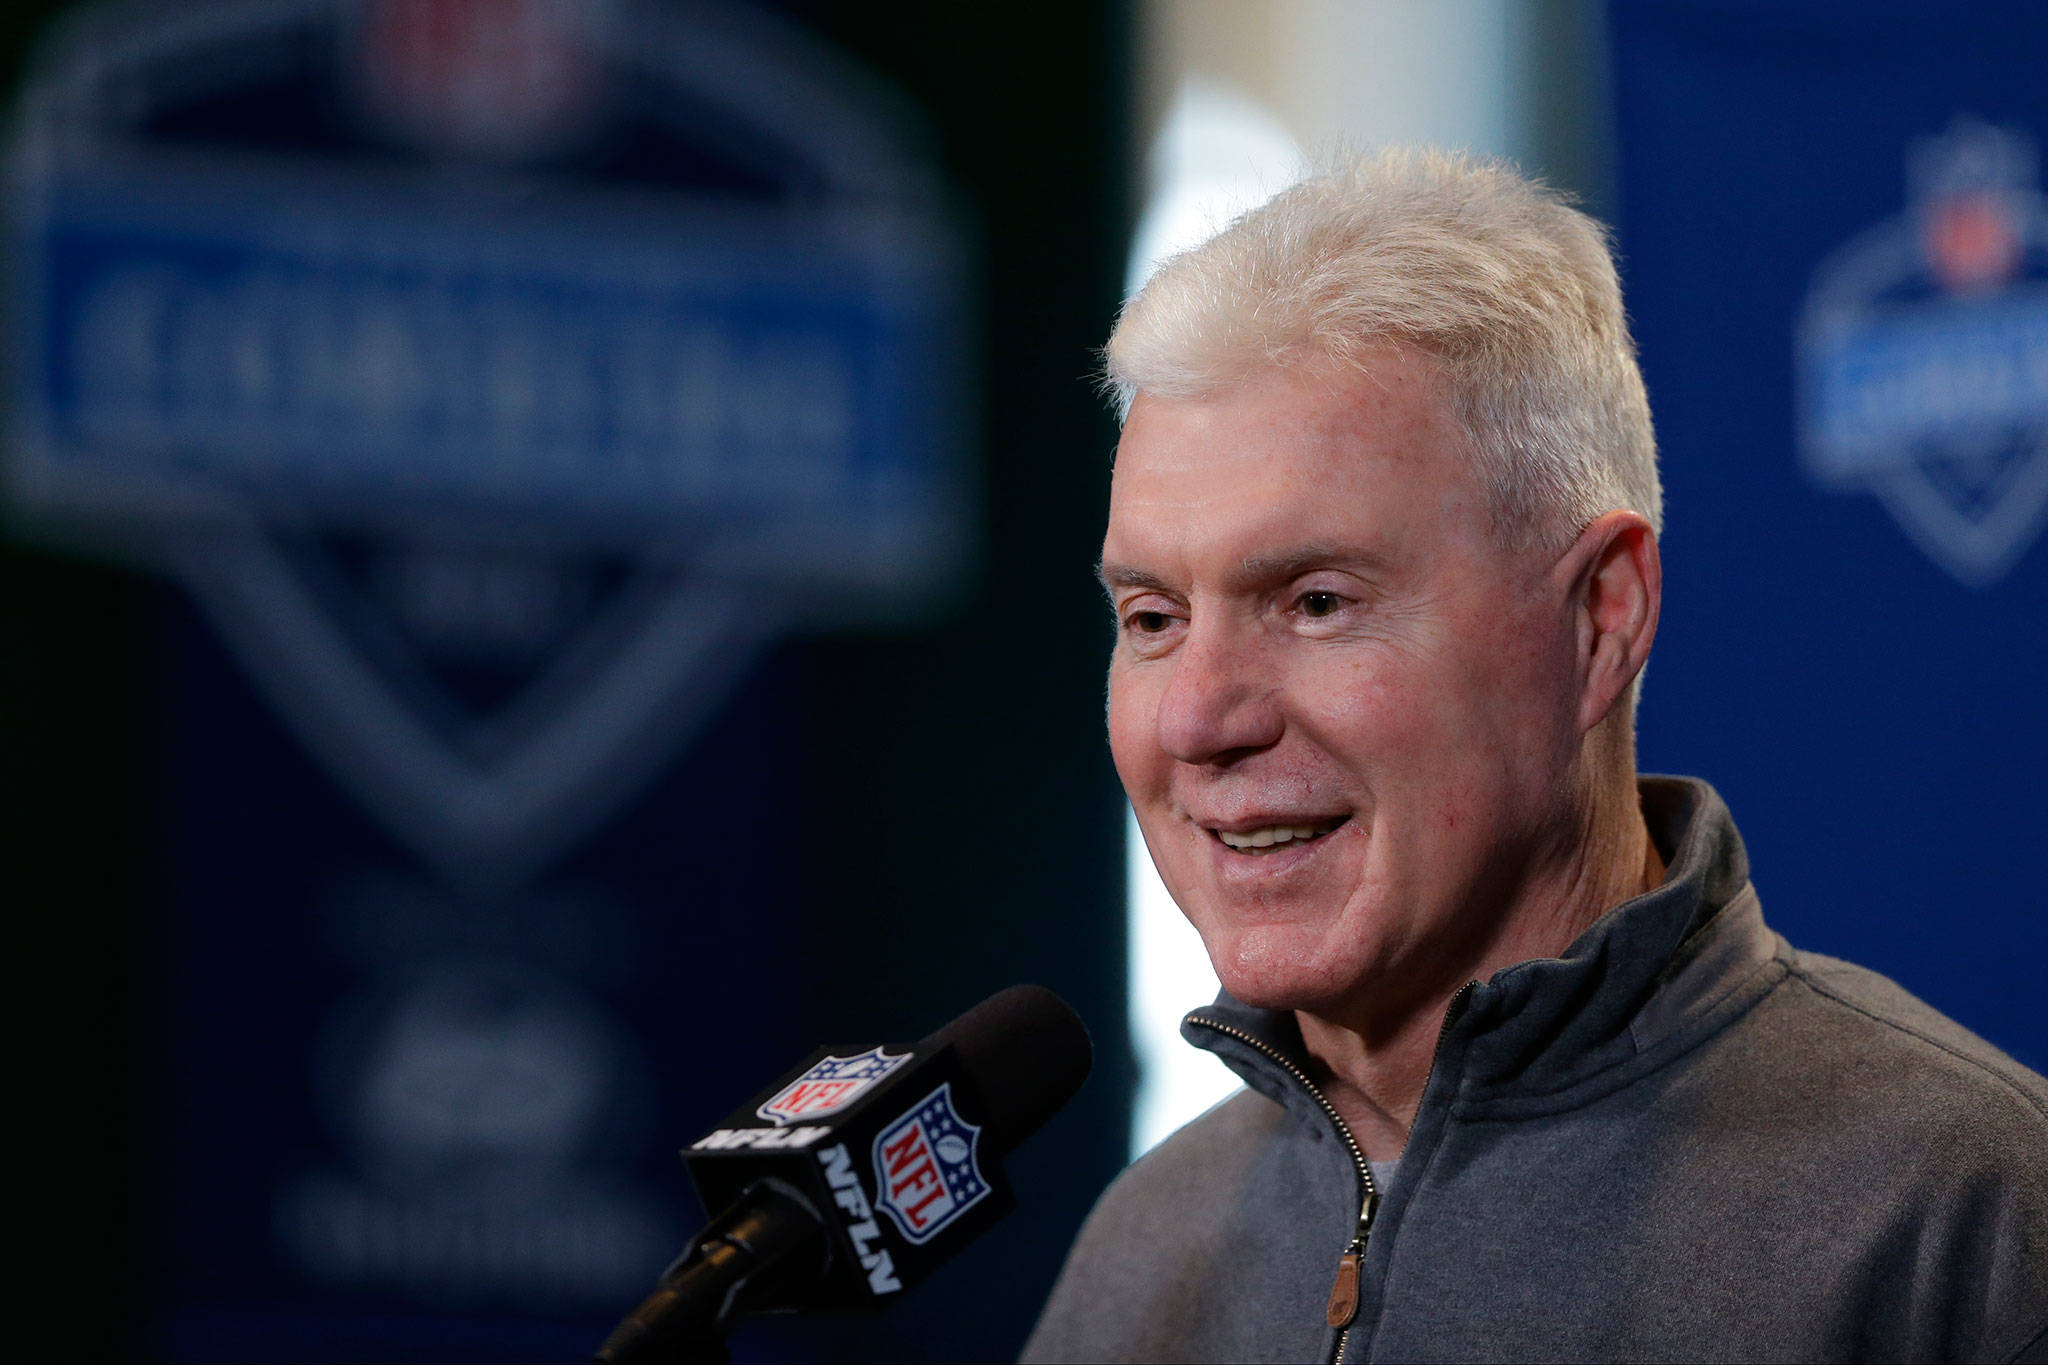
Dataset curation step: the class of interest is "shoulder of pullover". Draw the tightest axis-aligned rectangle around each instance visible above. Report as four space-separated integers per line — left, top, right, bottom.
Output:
1706 943 2048 1361
1779 946 2048 1120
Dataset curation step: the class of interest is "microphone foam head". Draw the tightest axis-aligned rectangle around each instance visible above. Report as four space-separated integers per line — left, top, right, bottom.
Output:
922 984 1092 1158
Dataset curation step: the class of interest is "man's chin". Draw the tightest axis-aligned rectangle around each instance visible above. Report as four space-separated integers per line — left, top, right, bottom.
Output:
1206 924 1364 1014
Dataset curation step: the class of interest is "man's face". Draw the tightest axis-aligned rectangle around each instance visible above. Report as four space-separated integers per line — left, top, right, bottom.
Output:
1102 350 1586 1016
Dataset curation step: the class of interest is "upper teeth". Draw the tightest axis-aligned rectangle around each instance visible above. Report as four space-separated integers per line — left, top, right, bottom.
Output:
1218 822 1336 850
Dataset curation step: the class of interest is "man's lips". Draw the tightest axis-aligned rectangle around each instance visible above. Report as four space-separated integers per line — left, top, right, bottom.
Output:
1205 814 1352 853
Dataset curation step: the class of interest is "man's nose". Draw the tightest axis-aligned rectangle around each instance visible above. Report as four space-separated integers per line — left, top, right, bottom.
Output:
1153 616 1284 765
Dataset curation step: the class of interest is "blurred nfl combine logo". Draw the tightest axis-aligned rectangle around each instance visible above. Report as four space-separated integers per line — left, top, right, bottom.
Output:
3 0 969 886
1798 117 2048 587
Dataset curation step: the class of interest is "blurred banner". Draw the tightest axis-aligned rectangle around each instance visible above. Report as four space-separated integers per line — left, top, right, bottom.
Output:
8 0 969 877
1611 1 2047 1071
5 1 1131 1360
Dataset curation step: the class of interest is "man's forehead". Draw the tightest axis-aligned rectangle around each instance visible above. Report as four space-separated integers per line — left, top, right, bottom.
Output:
1103 360 1483 585
1100 455 1412 566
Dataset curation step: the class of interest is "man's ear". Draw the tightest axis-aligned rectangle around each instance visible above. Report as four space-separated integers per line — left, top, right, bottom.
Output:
1562 510 1661 734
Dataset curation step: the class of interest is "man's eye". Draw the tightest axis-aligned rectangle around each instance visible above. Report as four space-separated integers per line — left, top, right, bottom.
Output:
1299 591 1344 618
1130 610 1172 633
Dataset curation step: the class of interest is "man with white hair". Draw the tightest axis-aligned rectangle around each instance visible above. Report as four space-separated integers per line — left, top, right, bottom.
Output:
1025 150 2048 1364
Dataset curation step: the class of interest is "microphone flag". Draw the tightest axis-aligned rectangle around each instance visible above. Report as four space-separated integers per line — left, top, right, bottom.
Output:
681 1038 1014 1308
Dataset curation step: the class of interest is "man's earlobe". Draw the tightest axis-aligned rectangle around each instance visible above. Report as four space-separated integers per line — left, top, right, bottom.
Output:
1572 510 1661 733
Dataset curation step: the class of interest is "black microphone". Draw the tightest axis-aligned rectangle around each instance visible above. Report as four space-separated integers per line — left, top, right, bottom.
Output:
596 984 1092 1363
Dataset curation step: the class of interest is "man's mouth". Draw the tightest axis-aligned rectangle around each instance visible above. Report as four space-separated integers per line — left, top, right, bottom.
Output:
1212 816 1349 852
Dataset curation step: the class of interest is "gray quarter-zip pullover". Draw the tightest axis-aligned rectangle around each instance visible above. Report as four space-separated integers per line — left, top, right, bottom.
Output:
1024 777 2048 1363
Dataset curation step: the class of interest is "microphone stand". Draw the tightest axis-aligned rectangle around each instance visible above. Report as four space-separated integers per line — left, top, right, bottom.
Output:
595 1181 829 1364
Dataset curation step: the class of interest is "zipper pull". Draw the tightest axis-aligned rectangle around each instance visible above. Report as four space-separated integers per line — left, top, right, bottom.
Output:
1325 1188 1378 1328
1325 1245 1362 1327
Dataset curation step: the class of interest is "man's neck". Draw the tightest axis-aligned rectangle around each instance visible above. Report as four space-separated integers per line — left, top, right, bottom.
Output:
1295 774 1666 1163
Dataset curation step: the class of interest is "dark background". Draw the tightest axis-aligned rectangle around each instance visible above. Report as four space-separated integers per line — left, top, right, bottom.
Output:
6 0 1134 1359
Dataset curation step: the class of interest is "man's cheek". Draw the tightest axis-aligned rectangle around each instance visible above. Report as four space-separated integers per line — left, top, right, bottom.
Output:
1105 675 1171 789
1312 656 1450 755
1103 670 1149 777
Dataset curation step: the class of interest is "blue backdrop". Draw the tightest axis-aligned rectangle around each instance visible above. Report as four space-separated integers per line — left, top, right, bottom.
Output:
1610 0 2047 1073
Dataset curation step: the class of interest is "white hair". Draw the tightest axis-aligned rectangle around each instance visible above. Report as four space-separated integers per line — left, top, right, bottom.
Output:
1106 147 1662 549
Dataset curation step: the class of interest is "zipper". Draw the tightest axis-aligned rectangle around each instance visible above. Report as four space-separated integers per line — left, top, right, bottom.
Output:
1185 980 1478 1365
1183 1014 1376 1364
1427 982 1479 1094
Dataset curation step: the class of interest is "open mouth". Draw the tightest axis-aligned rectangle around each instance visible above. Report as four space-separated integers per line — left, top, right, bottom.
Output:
1212 815 1350 853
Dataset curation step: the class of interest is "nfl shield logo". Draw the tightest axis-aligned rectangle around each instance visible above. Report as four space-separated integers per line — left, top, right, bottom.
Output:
755 1047 909 1126
870 1082 990 1246
1797 116 2048 587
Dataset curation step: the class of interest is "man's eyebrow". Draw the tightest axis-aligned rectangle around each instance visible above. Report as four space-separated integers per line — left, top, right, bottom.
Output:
1238 542 1392 582
1095 545 1390 595
1095 561 1176 594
